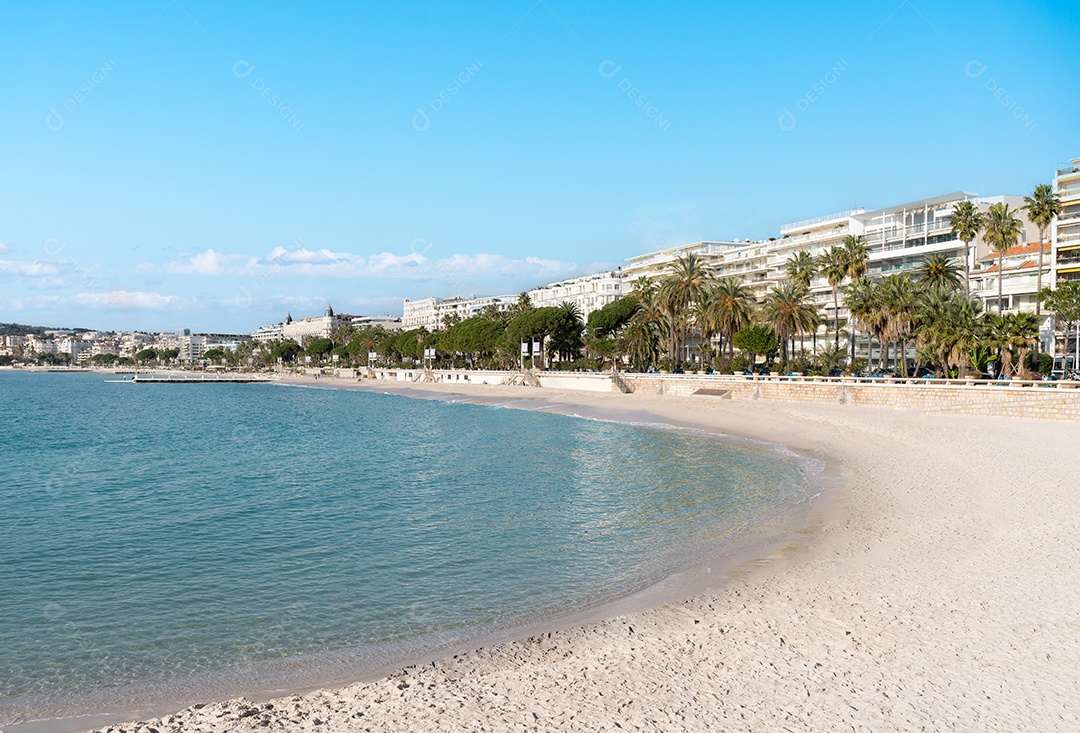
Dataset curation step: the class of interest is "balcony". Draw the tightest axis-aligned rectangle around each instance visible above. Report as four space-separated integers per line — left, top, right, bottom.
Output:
779 208 865 234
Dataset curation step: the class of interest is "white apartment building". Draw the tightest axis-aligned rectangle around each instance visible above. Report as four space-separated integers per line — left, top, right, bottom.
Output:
527 270 625 319
972 241 1051 315
281 305 348 345
24 335 58 355
350 315 402 331
402 295 516 331
252 322 285 343
56 337 94 363
91 341 120 357
1053 157 1080 284
401 297 438 330
176 329 207 362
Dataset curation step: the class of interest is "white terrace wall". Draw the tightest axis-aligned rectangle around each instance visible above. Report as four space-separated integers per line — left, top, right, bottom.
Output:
360 369 1080 421
627 375 1080 421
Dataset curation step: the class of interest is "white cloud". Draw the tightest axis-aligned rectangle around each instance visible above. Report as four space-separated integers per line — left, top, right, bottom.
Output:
32 277 66 290
0 259 60 276
73 290 184 309
165 248 254 275
164 247 578 280
0 242 9 253
0 295 64 310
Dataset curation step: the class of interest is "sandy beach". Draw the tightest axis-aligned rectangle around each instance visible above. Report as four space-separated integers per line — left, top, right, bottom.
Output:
81 380 1080 732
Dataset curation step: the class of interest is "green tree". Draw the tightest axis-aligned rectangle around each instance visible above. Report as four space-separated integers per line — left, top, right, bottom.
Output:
511 292 533 317
1023 183 1061 362
916 289 983 377
710 278 755 359
759 282 816 362
842 234 870 363
845 277 884 371
984 202 1023 315
1038 282 1080 363
135 348 158 363
203 347 227 364
657 253 713 366
916 253 962 291
878 274 920 375
842 234 870 282
270 340 302 363
586 296 640 338
785 250 816 289
619 317 662 371
732 324 779 368
950 200 984 296
818 246 848 348
306 338 334 358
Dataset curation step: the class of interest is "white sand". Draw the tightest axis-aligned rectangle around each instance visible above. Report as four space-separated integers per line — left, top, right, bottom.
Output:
86 381 1080 732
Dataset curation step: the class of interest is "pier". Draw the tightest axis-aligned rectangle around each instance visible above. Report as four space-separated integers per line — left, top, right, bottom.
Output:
106 374 272 384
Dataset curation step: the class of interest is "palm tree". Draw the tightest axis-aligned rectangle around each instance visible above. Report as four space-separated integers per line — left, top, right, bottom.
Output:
818 246 848 348
845 276 885 371
950 200 984 296
711 278 755 360
984 313 1015 377
658 253 713 365
916 289 983 377
689 287 720 364
619 316 663 372
556 300 583 324
1007 311 1040 377
841 234 870 364
511 292 533 316
916 253 962 291
878 274 920 375
785 250 817 289
759 282 816 362
632 276 657 303
842 234 870 281
1023 183 1062 363
983 202 1023 315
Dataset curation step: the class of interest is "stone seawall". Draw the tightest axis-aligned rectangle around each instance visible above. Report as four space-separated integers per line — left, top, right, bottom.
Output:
627 375 1080 421
361 369 1080 421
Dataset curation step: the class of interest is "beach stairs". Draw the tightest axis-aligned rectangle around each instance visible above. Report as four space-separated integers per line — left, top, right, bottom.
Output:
413 368 436 383
503 370 542 387
692 387 731 398
611 371 635 394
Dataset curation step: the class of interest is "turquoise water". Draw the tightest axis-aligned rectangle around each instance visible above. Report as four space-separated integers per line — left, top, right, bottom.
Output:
0 372 813 725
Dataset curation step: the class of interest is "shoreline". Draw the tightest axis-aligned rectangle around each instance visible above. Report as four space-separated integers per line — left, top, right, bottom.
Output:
17 376 1080 732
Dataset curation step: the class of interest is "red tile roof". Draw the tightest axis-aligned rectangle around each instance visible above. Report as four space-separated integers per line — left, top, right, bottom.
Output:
979 241 1050 261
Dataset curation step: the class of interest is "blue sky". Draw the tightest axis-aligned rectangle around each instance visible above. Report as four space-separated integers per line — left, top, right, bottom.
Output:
1 0 1076 333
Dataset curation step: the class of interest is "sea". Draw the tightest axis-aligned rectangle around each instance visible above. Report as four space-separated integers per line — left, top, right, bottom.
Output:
0 371 821 729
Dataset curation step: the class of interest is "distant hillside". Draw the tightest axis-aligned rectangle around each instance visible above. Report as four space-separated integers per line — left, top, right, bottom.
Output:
0 322 93 336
